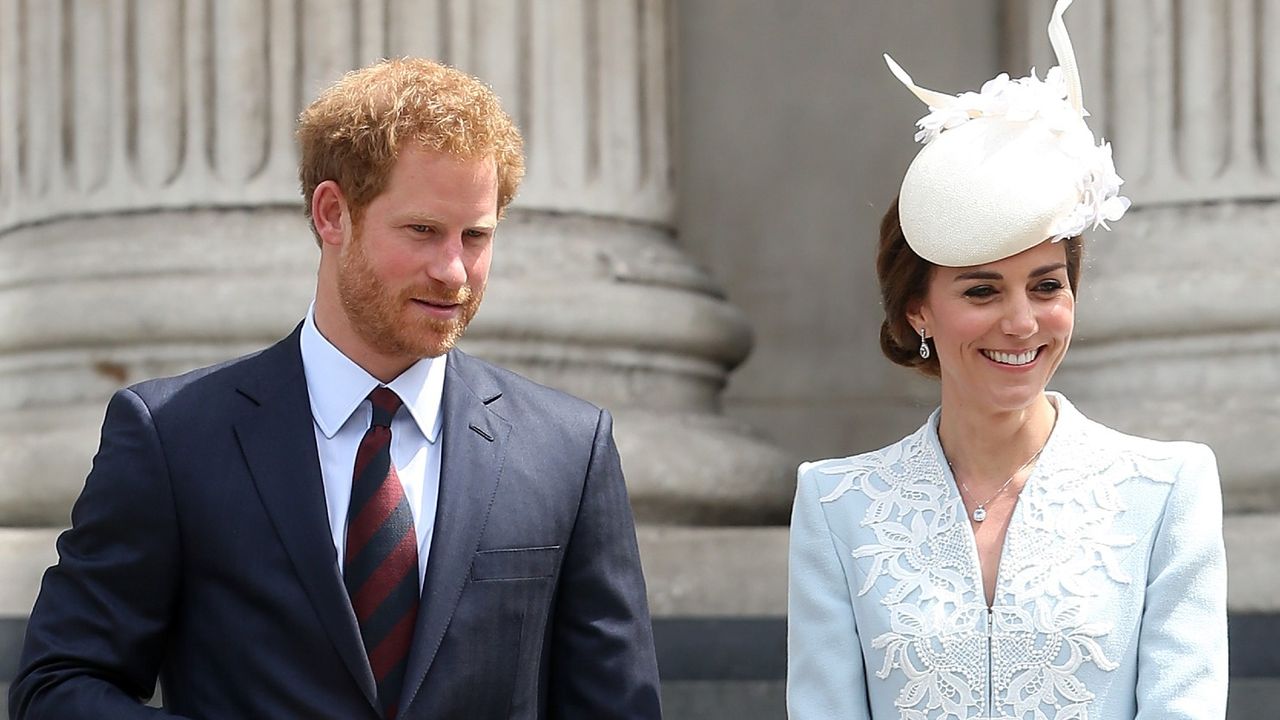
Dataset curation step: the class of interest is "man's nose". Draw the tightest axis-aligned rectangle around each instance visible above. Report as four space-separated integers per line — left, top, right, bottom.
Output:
426 235 467 289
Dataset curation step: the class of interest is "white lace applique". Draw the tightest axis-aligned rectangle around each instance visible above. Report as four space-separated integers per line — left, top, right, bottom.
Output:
819 430 949 523
817 399 1175 719
1001 421 1176 607
992 599 1118 719
871 600 988 716
820 430 966 606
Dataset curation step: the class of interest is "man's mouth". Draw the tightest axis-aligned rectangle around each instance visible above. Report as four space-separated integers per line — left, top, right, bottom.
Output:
980 347 1043 366
410 298 463 316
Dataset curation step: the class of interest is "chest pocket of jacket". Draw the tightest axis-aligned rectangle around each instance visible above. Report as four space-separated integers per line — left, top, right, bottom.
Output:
470 545 561 581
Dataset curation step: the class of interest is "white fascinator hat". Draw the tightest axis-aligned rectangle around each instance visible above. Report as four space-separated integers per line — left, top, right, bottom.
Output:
886 0 1130 267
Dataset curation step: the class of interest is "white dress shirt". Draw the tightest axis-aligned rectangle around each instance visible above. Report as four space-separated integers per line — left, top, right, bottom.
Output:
299 307 445 588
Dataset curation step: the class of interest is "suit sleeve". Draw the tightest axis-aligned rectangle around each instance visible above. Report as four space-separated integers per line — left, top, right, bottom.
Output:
787 464 871 719
8 388 192 720
1134 443 1228 719
547 409 663 719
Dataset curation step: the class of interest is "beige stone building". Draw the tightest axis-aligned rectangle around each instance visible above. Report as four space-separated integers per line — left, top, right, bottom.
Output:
1 1 1276 717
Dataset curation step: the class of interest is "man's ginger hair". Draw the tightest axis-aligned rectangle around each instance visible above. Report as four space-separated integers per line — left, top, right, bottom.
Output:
297 57 525 242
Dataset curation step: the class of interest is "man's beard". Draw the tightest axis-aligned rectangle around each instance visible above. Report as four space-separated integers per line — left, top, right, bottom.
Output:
336 232 483 360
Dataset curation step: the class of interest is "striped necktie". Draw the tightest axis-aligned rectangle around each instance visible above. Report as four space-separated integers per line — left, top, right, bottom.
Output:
344 386 419 719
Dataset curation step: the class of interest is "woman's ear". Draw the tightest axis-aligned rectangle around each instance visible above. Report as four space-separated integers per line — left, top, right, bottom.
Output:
311 180 351 248
906 298 928 336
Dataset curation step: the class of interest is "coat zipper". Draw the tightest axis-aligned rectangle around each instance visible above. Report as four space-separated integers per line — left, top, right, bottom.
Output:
986 607 995 718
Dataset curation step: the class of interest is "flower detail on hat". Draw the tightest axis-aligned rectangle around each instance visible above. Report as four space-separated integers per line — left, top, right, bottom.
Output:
1049 140 1132 241
911 67 1077 146
903 63 1131 241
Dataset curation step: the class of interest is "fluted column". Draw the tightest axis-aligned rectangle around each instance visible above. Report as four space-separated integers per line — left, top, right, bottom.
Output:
1006 0 1280 607
0 0 791 541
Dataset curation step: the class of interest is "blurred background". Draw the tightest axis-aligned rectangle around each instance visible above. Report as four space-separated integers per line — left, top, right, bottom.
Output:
1 0 1276 717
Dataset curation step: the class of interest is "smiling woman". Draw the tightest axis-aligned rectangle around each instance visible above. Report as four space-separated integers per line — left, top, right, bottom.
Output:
876 196 1084 379
912 240 1075 416
786 1 1228 719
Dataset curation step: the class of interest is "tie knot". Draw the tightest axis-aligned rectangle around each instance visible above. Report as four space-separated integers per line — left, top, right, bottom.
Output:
368 387 402 428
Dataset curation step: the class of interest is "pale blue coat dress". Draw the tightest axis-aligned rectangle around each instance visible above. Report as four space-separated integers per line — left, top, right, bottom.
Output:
787 393 1227 720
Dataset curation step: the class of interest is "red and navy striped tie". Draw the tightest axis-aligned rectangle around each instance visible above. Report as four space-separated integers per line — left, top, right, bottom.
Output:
345 387 418 719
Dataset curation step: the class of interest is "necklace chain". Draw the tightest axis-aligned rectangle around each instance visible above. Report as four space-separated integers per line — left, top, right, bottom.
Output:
947 442 1048 522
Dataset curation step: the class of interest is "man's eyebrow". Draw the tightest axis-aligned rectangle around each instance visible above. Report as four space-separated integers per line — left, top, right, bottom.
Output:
400 214 497 231
400 213 446 225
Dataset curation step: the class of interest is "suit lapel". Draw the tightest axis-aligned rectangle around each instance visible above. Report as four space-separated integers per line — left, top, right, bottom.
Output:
232 328 379 711
399 350 512 714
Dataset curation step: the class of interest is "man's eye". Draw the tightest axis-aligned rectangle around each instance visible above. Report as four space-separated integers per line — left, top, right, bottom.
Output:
464 229 490 239
963 285 996 298
409 224 432 233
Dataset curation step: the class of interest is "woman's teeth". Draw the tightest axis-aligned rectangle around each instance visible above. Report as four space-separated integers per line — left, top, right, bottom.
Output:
982 348 1039 366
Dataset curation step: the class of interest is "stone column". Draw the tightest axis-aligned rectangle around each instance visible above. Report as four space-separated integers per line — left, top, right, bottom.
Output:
421 0 794 525
1006 0 1280 610
0 0 792 610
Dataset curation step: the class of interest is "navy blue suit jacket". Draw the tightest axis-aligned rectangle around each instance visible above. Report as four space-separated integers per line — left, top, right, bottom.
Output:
10 328 662 719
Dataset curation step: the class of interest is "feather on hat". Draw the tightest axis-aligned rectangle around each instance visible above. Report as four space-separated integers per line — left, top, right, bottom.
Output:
886 0 1129 267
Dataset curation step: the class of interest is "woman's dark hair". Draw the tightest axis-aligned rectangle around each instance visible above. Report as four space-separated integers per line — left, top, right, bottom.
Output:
876 195 1084 376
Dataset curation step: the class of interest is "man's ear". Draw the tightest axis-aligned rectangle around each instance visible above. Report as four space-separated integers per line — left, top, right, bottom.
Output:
311 180 350 248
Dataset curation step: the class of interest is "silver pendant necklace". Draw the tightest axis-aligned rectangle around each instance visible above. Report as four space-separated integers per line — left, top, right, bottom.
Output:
949 444 1047 523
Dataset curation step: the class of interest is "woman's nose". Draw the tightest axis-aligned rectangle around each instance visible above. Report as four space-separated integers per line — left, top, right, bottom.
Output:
1001 293 1038 338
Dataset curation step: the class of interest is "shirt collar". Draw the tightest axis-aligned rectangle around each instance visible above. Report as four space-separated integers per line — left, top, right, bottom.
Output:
300 305 446 442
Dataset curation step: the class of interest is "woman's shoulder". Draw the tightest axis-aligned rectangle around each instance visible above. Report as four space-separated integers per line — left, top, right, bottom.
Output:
796 422 936 505
797 445 896 481
1053 394 1219 494
1063 398 1215 467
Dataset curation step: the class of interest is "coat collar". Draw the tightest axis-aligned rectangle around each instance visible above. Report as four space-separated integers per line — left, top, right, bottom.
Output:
398 348 512 714
922 391 1089 495
231 325 380 710
232 334 514 717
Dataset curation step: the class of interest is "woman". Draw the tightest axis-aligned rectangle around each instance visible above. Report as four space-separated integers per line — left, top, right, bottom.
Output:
786 2 1228 719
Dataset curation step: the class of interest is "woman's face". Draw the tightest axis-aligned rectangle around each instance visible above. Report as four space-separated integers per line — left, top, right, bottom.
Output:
910 240 1075 413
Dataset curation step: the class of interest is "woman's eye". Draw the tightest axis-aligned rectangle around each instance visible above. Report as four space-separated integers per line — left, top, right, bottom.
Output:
1034 279 1064 293
963 285 996 298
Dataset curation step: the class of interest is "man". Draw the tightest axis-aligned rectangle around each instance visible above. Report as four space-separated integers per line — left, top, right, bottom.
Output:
10 58 662 719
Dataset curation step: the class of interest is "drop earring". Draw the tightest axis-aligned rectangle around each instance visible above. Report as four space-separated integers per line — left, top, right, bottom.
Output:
918 328 930 359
